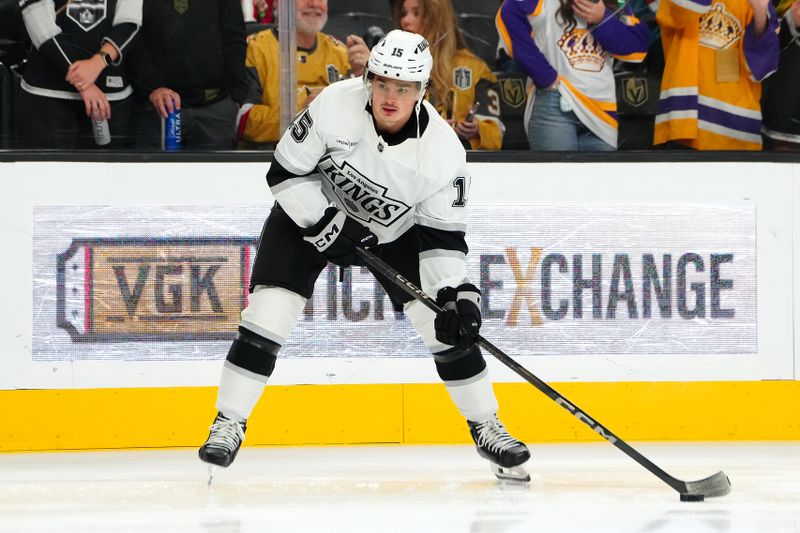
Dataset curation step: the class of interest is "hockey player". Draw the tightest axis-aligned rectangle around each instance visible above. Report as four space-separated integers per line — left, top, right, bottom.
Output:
198 29 530 482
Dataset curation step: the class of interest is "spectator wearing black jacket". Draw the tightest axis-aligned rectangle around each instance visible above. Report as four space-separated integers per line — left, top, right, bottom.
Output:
761 0 800 150
126 0 247 150
15 0 142 148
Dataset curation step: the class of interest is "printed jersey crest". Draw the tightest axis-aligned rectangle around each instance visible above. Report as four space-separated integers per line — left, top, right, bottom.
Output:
67 0 107 31
453 67 473 90
699 3 742 49
326 64 342 84
557 28 606 72
317 156 411 228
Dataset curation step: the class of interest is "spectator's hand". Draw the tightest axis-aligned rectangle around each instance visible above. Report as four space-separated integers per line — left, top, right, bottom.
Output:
66 55 105 91
346 34 369 77
573 0 607 25
546 78 561 91
747 0 770 13
301 87 323 108
148 88 182 118
454 119 480 141
254 0 269 18
790 1 800 26
748 0 770 35
79 84 111 120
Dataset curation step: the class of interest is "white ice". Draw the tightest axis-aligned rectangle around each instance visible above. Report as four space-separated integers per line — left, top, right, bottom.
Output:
0 442 798 533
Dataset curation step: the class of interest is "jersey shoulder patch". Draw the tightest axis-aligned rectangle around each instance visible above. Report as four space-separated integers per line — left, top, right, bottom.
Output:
323 33 346 49
453 48 495 81
248 28 277 46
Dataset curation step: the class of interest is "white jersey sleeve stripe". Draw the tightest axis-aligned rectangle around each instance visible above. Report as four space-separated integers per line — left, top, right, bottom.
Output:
113 0 143 25
415 214 467 233
21 0 61 49
272 149 308 177
419 249 467 261
270 175 320 196
273 182 331 228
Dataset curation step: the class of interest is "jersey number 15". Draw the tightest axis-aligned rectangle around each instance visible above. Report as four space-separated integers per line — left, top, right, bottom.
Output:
452 176 467 207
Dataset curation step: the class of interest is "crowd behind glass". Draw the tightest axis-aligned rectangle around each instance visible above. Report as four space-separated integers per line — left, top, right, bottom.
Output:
0 0 797 152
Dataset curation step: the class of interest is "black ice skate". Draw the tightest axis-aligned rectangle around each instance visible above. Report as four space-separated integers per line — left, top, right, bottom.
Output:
468 415 531 482
198 412 247 469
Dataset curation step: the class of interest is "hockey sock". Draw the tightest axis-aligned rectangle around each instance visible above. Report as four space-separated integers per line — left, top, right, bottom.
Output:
216 327 279 420
435 345 499 422
216 285 306 419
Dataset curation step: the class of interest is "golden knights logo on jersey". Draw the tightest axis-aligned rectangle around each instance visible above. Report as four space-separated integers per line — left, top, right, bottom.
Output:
318 156 411 227
174 0 189 14
622 76 648 107
67 0 107 31
453 67 473 90
499 77 526 108
326 64 342 83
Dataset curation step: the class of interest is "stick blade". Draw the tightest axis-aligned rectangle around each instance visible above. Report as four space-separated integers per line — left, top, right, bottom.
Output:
680 471 731 500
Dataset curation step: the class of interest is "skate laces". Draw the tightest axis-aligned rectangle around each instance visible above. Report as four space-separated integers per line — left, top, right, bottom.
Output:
473 416 520 455
207 415 246 452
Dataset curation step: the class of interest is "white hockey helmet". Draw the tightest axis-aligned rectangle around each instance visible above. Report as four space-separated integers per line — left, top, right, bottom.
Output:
363 29 433 103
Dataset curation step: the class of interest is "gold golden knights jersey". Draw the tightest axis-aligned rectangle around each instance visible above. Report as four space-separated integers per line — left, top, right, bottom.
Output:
655 0 779 150
431 49 505 150
238 28 351 143
271 78 473 295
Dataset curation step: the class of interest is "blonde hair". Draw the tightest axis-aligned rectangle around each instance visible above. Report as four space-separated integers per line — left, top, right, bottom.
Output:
393 0 469 107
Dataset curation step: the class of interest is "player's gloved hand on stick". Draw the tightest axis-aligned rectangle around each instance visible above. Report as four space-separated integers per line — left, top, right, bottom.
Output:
302 206 378 267
434 283 482 349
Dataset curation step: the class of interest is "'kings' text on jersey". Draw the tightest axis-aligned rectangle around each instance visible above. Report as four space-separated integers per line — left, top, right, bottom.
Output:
318 156 411 227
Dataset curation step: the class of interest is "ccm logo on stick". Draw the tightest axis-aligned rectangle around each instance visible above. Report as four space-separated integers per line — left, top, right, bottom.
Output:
556 397 618 444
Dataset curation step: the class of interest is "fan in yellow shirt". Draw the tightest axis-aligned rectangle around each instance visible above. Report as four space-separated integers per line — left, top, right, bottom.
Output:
237 0 354 144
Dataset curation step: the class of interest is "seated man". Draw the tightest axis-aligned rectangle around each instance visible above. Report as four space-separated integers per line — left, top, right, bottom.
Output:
237 0 366 144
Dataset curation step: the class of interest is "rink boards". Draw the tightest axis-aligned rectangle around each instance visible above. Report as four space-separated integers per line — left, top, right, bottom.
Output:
0 160 798 450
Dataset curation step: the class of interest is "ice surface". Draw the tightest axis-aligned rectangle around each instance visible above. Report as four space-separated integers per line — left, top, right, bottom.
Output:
0 442 797 533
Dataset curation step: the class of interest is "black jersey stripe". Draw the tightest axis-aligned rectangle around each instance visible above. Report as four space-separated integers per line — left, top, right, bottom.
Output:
417 225 468 255
266 157 317 188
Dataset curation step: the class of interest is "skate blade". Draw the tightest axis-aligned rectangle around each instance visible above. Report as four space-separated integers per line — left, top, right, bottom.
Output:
207 464 218 487
490 463 530 483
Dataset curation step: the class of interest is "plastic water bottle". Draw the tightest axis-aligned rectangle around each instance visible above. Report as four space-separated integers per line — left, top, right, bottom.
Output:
162 107 181 151
92 113 111 146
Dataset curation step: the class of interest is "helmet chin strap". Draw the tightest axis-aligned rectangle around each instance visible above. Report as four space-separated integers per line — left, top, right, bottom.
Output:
414 87 426 179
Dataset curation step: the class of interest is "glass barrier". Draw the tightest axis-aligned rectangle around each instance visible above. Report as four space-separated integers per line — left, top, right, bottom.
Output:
1 0 797 153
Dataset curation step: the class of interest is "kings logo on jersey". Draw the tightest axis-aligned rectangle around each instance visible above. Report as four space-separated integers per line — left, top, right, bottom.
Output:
318 156 411 228
67 0 107 31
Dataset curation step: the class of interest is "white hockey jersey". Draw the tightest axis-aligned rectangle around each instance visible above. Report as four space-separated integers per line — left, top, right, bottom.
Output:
271 77 473 294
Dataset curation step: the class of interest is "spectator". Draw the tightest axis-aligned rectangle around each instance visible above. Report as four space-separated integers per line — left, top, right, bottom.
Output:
242 0 256 23
15 0 142 148
126 0 247 150
394 0 505 150
498 0 648 151
241 0 275 23
761 0 800 150
654 0 779 150
237 0 354 145
0 0 29 70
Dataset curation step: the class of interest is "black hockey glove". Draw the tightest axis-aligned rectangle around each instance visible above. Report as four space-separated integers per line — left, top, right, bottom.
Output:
302 206 378 267
434 283 482 349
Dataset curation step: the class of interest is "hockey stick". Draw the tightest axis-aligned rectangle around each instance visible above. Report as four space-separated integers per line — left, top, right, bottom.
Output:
355 246 731 501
